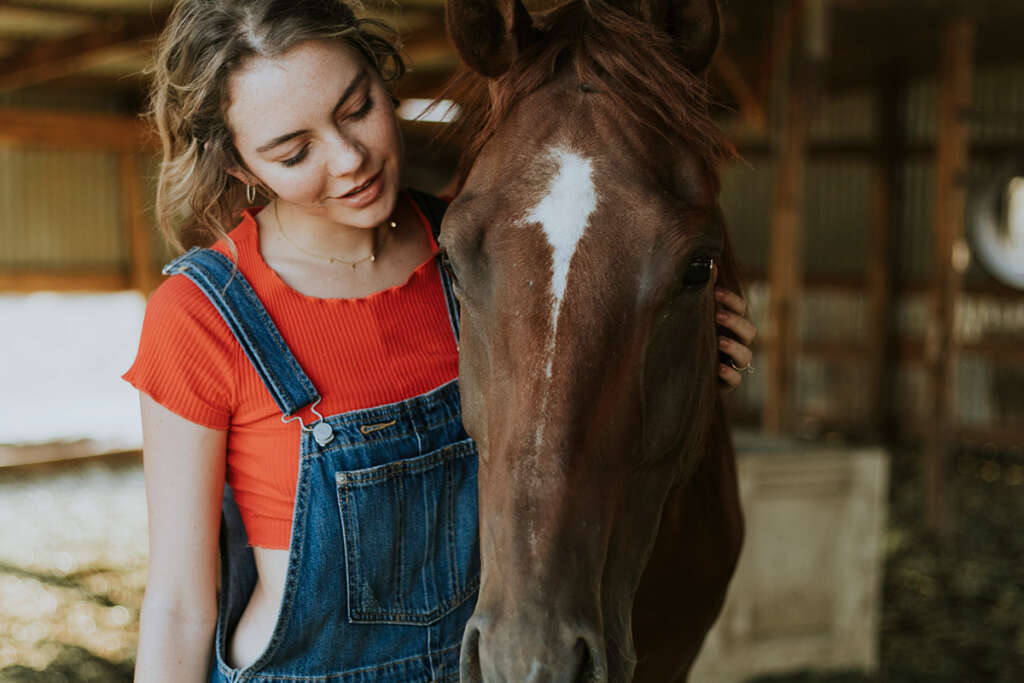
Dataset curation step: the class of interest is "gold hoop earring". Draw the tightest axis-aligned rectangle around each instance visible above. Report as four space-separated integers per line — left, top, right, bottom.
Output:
246 184 256 205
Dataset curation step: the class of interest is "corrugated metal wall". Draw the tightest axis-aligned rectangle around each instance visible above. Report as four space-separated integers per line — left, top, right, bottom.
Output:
0 90 164 275
721 62 1024 441
0 147 123 268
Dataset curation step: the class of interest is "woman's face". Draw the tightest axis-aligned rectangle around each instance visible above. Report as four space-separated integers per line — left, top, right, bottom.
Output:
225 39 403 229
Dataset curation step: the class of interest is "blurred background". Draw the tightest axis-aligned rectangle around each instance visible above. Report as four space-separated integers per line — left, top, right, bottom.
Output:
0 0 1021 681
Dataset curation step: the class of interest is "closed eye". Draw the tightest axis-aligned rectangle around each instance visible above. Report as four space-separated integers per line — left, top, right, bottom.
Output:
282 144 310 167
347 95 374 121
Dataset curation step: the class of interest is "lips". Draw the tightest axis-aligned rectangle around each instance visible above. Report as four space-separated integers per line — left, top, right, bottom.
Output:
339 171 381 198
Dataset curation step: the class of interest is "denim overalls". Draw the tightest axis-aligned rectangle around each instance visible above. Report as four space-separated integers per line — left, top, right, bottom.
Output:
163 191 478 682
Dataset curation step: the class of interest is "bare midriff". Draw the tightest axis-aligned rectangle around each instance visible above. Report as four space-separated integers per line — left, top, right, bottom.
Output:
226 547 290 669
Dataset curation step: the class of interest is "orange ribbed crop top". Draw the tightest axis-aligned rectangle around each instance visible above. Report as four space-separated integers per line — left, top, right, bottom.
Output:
123 191 459 549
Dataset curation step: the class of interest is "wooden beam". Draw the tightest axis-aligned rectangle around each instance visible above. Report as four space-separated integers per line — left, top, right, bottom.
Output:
867 64 905 440
119 152 157 294
763 0 812 433
0 1 120 20
0 107 151 151
0 10 168 92
0 269 131 292
0 443 140 469
924 17 974 538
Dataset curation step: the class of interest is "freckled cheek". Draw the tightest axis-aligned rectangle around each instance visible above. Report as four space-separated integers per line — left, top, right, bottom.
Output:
262 168 327 204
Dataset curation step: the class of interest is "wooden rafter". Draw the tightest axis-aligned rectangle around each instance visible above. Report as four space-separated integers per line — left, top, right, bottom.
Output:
0 1 131 20
0 107 151 151
0 9 168 93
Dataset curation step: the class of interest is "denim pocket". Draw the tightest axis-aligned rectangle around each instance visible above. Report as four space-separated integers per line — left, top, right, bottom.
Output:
336 438 480 625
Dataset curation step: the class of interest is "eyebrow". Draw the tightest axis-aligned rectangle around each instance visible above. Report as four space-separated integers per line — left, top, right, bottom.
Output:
255 68 369 153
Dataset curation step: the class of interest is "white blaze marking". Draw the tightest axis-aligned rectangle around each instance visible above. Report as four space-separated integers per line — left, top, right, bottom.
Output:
521 146 598 379
519 146 598 525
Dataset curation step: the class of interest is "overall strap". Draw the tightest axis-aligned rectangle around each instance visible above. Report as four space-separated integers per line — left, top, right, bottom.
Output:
163 247 320 417
406 188 461 340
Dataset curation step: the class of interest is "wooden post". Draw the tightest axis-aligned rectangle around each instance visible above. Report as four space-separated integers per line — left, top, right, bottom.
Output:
119 152 156 294
763 0 815 433
925 18 974 537
867 65 905 440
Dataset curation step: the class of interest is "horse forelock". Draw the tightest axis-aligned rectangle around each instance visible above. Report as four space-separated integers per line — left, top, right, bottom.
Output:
440 0 736 192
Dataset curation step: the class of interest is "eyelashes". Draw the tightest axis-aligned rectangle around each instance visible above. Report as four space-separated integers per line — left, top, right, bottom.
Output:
350 94 374 121
282 146 309 167
280 95 375 167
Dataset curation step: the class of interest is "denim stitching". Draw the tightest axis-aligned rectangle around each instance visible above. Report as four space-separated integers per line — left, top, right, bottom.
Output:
446 457 457 595
337 442 474 486
336 440 478 624
393 472 405 614
336 476 362 622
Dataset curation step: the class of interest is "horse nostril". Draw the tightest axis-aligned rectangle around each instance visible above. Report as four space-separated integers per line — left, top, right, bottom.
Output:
573 636 607 683
459 625 483 682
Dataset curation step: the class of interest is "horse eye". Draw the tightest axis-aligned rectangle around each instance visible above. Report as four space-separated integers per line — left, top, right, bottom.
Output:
682 254 714 288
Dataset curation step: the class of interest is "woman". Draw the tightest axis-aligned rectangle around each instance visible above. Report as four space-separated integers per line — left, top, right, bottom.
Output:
125 1 757 681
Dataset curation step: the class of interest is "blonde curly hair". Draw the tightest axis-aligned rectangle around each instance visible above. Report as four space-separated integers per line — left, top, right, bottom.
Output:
148 0 405 252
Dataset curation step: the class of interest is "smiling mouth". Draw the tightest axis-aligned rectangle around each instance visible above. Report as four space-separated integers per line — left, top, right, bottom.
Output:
340 171 381 198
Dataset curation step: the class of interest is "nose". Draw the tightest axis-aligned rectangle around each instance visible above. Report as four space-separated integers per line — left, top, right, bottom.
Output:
460 616 608 683
325 131 367 178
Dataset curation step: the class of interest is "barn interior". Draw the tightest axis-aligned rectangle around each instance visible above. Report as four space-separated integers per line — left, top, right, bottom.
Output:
0 0 1022 680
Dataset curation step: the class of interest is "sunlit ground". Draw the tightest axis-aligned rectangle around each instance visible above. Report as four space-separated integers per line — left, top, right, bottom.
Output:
0 456 144 681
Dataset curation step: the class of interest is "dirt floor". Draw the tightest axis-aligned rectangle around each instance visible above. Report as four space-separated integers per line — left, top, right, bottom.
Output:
0 445 1020 682
0 455 144 682
753 444 1024 683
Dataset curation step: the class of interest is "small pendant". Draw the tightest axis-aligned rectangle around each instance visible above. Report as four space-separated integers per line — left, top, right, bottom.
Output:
312 421 334 446
370 253 376 263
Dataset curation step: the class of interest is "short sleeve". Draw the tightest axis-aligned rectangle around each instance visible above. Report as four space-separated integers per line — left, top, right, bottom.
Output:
123 274 236 430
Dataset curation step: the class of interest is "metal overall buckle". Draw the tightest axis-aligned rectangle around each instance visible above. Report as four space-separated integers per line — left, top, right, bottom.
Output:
281 398 334 447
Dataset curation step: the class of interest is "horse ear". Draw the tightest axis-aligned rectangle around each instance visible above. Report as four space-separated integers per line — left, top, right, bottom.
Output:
446 0 535 78
636 0 721 74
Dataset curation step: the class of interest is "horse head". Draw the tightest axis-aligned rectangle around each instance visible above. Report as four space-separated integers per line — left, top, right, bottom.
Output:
441 0 742 680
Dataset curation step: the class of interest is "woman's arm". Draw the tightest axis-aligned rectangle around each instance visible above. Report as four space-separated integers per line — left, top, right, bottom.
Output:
134 393 227 682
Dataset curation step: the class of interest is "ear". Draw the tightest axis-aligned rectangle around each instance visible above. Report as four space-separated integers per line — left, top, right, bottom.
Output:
634 0 721 73
446 0 536 78
225 165 259 187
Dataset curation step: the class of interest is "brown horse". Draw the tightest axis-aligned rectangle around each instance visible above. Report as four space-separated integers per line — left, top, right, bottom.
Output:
439 0 744 680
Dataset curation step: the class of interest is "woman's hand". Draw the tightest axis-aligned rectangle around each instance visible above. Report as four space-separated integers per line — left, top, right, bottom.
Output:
715 287 757 391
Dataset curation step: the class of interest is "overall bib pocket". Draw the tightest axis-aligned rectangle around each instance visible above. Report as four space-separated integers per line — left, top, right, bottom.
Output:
336 438 480 625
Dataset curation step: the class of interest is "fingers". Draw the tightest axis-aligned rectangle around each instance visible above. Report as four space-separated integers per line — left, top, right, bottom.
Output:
713 287 757 394
718 335 753 370
716 310 757 346
718 363 741 390
714 287 746 316
715 288 757 345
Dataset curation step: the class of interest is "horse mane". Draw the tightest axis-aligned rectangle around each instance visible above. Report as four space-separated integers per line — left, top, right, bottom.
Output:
440 0 737 192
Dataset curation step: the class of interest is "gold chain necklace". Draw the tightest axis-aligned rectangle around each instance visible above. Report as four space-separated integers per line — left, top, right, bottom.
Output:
274 203 397 269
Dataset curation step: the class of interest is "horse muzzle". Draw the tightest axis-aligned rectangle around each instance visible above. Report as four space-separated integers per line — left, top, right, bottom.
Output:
460 611 609 683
